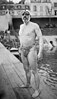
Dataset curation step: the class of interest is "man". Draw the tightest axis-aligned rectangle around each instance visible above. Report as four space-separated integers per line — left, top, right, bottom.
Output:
19 10 43 98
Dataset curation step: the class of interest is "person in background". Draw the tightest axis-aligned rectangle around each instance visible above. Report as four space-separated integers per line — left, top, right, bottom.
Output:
19 10 43 98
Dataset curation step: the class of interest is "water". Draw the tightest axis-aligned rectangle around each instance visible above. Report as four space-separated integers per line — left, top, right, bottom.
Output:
38 48 57 91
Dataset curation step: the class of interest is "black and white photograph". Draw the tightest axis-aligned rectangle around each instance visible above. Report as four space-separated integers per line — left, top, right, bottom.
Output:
0 0 57 99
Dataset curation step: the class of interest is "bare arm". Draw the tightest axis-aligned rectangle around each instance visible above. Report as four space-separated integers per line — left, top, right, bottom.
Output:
38 34 43 56
35 25 43 58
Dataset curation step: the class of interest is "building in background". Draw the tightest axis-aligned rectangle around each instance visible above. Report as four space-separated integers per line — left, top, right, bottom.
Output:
51 0 57 16
9 0 52 18
0 0 57 18
29 0 52 17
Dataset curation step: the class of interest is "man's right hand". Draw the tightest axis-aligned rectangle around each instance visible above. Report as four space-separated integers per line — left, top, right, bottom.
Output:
37 52 43 61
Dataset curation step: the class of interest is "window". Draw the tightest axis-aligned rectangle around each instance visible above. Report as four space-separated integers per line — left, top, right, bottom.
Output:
54 3 57 7
33 5 37 11
55 10 57 15
31 0 41 3
42 0 51 3
25 5 30 10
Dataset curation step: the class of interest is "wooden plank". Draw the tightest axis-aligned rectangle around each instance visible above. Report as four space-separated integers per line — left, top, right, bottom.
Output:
0 43 19 65
0 48 19 64
0 43 40 99
2 63 23 88
0 64 17 99
13 87 34 99
0 43 5 48
0 43 25 88
13 63 26 84
0 43 26 87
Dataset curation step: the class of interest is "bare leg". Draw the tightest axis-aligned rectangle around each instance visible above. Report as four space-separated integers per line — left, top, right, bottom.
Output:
32 70 40 90
25 70 31 86
30 69 40 98
20 51 31 87
28 46 40 97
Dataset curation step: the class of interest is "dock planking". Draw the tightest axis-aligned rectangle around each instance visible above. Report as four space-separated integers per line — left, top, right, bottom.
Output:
0 63 16 99
0 43 37 99
0 43 57 99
